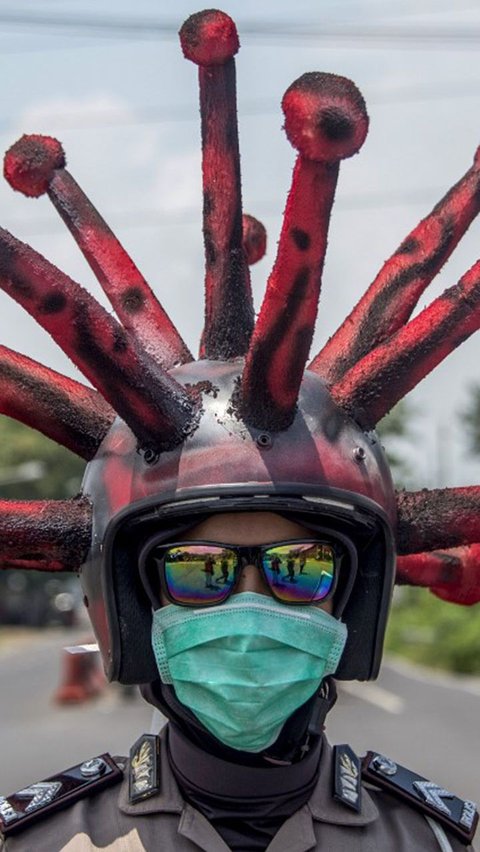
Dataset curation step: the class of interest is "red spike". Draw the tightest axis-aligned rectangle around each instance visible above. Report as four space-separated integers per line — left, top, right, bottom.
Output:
241 73 368 430
0 344 114 460
242 214 267 266
396 486 480 554
0 497 91 572
0 228 198 452
4 134 192 370
180 10 255 360
396 545 480 606
332 258 480 428
311 146 480 383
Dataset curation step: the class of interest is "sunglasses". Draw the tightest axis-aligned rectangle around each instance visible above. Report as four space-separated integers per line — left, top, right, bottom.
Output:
145 539 343 607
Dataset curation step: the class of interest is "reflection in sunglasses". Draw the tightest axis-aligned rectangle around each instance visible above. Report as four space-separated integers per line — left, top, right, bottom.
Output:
159 540 337 606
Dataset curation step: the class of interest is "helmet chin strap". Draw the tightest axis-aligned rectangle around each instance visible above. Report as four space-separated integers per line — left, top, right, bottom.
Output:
263 678 338 765
141 676 338 766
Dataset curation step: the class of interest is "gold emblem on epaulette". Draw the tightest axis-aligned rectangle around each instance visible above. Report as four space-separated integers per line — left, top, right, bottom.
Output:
129 734 160 803
340 752 358 780
333 744 362 812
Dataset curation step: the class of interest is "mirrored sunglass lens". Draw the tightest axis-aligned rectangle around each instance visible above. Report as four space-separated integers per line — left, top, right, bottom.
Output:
262 542 335 603
163 545 237 605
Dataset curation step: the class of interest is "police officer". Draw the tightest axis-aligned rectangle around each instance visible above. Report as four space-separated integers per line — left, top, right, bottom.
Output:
0 8 479 851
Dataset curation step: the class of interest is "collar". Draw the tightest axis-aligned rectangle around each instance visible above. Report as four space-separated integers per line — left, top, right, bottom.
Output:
118 725 379 829
167 723 322 798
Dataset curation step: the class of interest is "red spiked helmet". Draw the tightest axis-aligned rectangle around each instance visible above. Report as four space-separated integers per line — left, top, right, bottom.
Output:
1 9 480 686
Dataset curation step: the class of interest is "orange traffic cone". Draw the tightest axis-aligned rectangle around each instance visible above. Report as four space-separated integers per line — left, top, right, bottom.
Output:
54 639 106 705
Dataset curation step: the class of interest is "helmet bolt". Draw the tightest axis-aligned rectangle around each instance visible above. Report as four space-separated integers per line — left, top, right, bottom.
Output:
143 448 159 465
256 432 273 449
353 446 366 463
372 754 398 776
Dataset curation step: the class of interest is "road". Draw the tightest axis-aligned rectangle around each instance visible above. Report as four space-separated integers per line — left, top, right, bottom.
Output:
0 627 478 806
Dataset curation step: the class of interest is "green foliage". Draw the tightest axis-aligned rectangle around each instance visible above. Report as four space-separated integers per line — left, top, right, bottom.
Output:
462 383 480 457
386 587 480 675
376 400 417 488
377 400 412 439
0 417 85 625
0 416 84 500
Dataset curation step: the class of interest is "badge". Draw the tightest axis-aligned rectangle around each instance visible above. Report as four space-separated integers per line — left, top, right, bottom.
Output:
333 744 362 812
129 734 160 803
413 780 454 816
362 750 479 844
0 753 122 838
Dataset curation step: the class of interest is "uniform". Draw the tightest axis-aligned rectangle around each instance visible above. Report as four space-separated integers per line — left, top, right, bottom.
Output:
1 727 476 852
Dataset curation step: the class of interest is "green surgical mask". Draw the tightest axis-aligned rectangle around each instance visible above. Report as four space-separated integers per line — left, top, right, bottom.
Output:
151 591 347 753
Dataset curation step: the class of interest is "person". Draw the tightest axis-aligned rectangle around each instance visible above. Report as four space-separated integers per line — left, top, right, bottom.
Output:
0 8 479 851
218 556 230 584
286 555 297 583
269 553 282 586
203 555 216 589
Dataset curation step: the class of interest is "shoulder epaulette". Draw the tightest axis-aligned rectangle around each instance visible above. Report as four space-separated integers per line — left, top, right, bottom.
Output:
362 750 478 845
0 753 123 838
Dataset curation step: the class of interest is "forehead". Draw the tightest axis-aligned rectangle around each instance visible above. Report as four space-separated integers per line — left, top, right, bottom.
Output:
184 512 311 544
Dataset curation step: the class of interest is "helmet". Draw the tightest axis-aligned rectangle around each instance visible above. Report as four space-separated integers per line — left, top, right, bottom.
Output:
0 9 480 691
82 359 396 683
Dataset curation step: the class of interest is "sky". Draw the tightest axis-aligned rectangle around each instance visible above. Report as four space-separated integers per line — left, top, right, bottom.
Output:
1 0 480 489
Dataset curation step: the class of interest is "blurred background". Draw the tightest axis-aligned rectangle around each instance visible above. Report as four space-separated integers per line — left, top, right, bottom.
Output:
0 0 479 808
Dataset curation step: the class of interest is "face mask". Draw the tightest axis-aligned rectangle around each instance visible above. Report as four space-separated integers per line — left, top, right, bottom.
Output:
151 591 347 752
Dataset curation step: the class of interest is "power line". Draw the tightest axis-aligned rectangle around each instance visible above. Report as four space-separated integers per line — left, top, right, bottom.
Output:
1 11 480 49
1 78 479 135
3 185 456 237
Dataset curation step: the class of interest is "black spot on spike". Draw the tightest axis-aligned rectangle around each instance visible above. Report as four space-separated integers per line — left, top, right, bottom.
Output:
395 236 419 256
285 324 311 394
293 267 310 294
239 267 311 430
204 228 217 265
41 292 67 314
121 287 145 315
10 277 34 299
203 190 214 217
433 551 462 583
112 329 128 354
318 107 354 142
291 228 311 251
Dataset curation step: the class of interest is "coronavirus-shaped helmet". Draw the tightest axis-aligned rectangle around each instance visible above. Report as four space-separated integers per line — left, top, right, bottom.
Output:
1 9 480 686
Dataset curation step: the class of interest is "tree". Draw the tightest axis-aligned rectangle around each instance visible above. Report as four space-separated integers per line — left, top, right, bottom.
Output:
462 383 480 456
0 416 85 626
0 416 84 501
376 400 417 488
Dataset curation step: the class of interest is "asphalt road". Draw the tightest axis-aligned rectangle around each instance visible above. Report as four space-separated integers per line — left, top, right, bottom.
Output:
0 627 478 807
